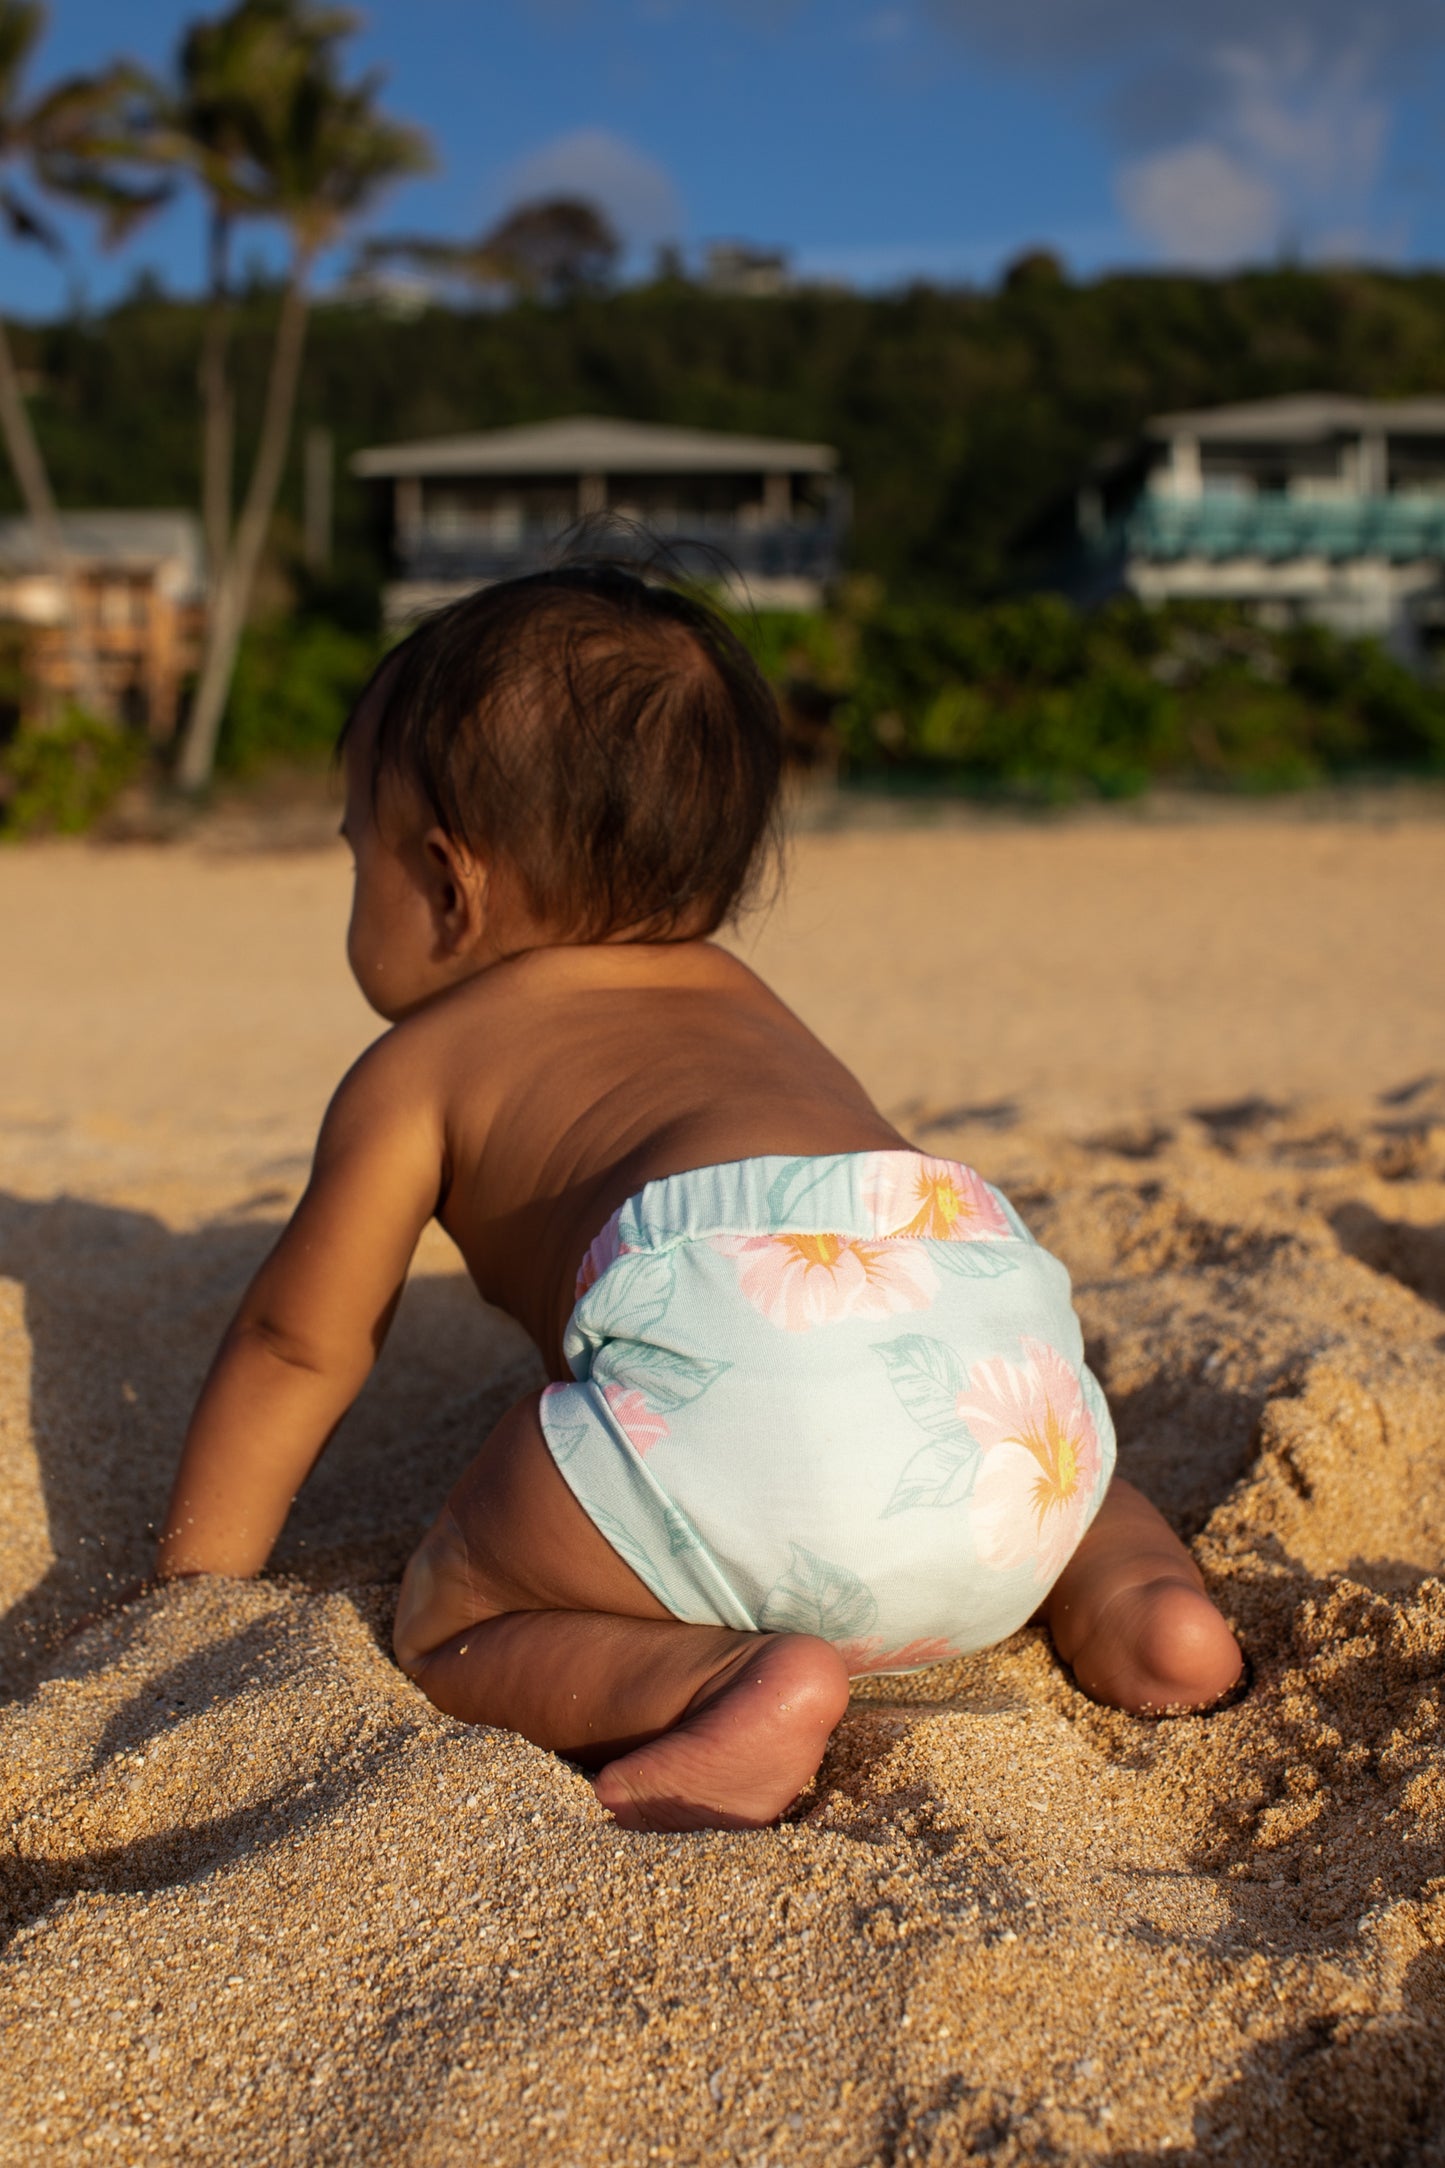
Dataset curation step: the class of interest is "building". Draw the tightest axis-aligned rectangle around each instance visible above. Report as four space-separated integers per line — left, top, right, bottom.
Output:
352 415 848 621
1071 395 1445 659
0 510 204 736
702 243 793 298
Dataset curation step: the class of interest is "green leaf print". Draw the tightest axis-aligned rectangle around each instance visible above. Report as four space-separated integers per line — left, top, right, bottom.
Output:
763 1157 843 1229
664 1504 704 1556
580 1249 677 1340
615 1342 731 1411
932 1242 1021 1281
874 1333 973 1441
882 1438 980 1518
758 1544 879 1641
543 1418 591 1467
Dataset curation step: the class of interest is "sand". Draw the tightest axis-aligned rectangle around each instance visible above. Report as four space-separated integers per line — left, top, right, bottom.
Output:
2 810 1443 2165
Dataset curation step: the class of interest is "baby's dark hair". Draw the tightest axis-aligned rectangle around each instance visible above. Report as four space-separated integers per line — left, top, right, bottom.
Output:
342 563 783 943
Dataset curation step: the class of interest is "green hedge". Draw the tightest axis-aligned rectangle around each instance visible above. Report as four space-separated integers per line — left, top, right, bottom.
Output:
742 595 1445 799
220 614 384 774
0 709 145 838
6 595 1439 837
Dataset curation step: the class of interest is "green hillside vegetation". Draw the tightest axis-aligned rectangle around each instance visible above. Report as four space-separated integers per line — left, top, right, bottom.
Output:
6 264 1445 825
19 261 1445 601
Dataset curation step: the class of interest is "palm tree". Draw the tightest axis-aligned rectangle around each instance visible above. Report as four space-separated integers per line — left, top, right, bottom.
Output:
0 3 166 716
167 0 429 793
140 4 345 621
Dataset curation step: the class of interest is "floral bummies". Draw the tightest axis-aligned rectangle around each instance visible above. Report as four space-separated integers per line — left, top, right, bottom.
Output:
538 1153 1115 1675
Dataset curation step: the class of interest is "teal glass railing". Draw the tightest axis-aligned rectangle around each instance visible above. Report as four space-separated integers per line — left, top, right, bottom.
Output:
1116 493 1445 563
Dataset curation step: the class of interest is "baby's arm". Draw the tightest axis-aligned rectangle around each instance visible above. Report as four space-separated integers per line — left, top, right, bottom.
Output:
157 1039 444 1579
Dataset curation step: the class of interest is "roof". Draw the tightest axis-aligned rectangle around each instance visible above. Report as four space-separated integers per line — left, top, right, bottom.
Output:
1148 394 1445 443
352 415 838 480
0 510 203 587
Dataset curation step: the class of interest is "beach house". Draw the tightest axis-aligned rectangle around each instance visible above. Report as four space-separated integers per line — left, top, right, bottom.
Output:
1071 395 1445 661
0 510 203 736
352 415 847 622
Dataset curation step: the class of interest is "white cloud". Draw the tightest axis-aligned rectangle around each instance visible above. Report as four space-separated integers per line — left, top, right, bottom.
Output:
493 128 686 250
923 2 1438 265
1110 35 1392 263
1115 143 1281 266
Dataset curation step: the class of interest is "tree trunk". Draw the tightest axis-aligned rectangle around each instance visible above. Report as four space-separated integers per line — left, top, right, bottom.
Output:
198 209 234 612
0 312 108 719
176 265 313 795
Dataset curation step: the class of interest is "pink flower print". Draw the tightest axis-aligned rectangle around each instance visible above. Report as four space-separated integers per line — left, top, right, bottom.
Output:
575 1208 628 1298
835 1634 958 1675
956 1338 1102 1585
863 1153 1011 1243
602 1383 670 1458
718 1230 938 1331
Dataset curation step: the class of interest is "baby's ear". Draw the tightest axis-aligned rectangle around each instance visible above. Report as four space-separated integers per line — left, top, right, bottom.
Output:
422 826 488 951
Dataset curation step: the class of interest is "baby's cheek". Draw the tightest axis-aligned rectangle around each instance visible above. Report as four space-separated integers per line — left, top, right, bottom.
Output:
344 905 366 982
345 909 388 1009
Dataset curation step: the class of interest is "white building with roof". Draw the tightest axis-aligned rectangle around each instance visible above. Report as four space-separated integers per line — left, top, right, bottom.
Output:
1074 395 1445 658
352 414 848 620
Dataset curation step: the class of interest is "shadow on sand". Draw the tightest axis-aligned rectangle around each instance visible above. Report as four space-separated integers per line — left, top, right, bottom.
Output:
0 1189 539 1695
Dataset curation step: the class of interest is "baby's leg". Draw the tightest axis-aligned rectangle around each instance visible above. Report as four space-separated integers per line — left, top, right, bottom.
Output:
1041 1476 1243 1714
393 1392 849 1831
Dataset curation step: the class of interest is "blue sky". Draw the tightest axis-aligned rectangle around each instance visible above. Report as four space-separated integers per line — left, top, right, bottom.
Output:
8 0 1445 315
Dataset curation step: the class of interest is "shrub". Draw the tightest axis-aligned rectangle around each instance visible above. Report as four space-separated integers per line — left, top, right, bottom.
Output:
221 614 383 774
0 709 144 838
742 596 1445 799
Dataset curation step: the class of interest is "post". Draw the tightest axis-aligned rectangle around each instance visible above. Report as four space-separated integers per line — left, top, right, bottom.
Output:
763 471 792 523
304 426 334 573
1167 433 1202 501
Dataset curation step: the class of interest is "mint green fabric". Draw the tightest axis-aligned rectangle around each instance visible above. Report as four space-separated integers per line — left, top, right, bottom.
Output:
539 1152 1115 1675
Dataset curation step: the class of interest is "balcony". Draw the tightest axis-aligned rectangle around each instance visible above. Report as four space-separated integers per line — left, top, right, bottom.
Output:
1117 493 1445 565
397 509 845 589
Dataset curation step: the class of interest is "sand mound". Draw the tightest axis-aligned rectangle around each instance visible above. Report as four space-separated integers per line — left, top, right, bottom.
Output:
2 827 1443 2162
2 1081 1442 2163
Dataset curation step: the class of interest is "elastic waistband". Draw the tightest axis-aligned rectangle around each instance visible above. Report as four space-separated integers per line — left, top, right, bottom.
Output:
599 1152 1031 1255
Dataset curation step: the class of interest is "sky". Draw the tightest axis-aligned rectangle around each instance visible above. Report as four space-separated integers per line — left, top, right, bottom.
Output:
7 0 1445 316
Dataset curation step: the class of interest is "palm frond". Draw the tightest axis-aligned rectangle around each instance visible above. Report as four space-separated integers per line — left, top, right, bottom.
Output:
0 176 56 251
23 63 173 243
33 159 170 244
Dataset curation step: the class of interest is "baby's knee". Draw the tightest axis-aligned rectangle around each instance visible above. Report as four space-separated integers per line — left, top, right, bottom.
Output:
393 1507 479 1676
1131 1577 1243 1711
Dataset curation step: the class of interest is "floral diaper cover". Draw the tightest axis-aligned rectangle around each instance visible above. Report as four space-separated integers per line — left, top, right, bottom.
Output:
538 1151 1115 1675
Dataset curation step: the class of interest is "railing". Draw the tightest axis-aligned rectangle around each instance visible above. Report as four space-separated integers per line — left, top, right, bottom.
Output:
397 514 845 586
1107 492 1445 564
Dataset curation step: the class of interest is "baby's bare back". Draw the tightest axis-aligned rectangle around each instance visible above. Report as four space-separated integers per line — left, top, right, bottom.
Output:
401 941 904 1371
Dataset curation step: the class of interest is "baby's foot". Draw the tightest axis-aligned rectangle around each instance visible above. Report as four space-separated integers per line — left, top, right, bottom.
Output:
592 1633 850 1832
1071 1575 1244 1715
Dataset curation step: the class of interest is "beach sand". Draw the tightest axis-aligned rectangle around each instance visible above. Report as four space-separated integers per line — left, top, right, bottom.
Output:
2 812 1443 2164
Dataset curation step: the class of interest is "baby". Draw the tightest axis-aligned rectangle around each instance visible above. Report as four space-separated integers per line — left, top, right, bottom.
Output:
158 565 1243 1831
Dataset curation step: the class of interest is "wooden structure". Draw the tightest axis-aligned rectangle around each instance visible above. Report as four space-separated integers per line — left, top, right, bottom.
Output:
0 511 204 737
